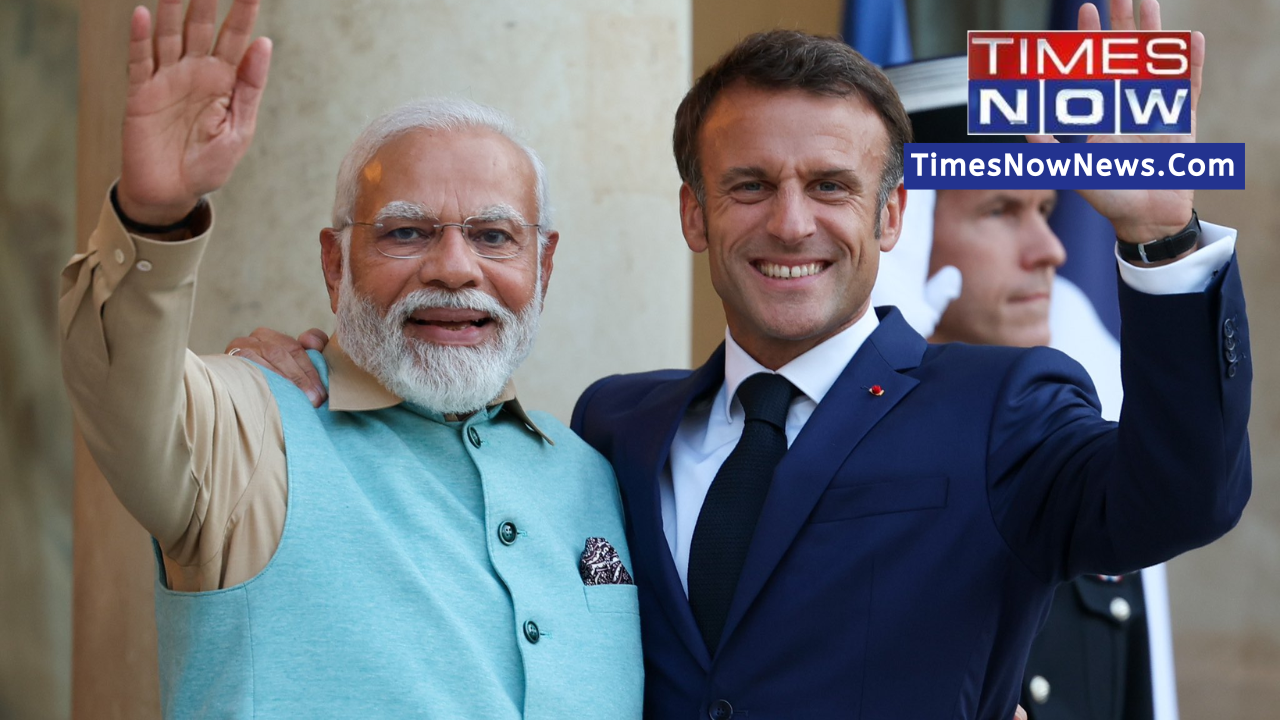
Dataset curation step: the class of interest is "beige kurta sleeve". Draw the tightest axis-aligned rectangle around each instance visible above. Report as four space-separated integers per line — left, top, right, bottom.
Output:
59 188 287 592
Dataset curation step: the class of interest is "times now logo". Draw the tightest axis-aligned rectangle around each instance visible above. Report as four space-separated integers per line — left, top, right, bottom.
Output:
967 31 1191 135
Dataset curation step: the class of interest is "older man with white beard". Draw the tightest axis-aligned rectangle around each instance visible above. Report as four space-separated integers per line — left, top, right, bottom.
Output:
57 2 641 718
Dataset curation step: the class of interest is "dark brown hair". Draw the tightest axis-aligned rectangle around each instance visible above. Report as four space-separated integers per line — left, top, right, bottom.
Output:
673 30 913 211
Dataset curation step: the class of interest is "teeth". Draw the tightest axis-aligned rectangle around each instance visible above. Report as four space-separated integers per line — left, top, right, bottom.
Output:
757 262 824 279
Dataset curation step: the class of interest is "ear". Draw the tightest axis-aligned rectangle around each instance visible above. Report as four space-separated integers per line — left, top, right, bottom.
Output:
877 182 907 253
319 227 344 314
679 183 709 253
538 230 559 300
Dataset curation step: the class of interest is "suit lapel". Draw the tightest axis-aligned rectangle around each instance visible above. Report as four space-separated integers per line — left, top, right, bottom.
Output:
717 309 928 649
620 345 726 669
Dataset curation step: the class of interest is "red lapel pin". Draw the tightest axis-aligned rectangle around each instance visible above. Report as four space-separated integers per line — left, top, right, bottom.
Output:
869 385 884 397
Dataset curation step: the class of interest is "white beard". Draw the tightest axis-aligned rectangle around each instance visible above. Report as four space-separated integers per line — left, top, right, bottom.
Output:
336 268 542 415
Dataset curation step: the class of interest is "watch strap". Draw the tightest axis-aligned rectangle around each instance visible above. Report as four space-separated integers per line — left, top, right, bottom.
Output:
1116 209 1200 264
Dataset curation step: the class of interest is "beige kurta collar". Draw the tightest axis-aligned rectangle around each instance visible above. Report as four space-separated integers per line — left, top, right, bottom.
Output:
323 335 552 444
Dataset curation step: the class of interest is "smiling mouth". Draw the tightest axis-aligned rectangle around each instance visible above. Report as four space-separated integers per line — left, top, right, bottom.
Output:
406 310 494 331
407 318 492 330
754 261 830 280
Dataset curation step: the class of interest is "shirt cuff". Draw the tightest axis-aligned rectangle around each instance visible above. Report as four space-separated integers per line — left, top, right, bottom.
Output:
1115 221 1237 295
58 187 214 339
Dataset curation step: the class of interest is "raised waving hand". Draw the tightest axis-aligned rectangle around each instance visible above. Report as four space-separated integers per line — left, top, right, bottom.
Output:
117 0 272 226
1028 0 1203 246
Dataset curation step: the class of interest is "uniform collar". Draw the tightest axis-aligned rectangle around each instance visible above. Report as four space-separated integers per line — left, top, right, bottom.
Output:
324 335 552 444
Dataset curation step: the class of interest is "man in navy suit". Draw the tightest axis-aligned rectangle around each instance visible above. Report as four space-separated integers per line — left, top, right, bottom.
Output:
570 3 1249 718
233 2 1249 717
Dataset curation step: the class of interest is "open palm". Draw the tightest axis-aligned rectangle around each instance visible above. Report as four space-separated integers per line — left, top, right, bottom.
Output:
1028 0 1203 244
118 0 271 226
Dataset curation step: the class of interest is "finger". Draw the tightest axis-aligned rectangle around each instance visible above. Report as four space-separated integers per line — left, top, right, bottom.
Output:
213 0 261 67
127 7 154 89
298 328 330 351
1025 134 1060 144
230 37 272 141
232 347 262 366
1014 704 1028 720
288 344 327 405
182 0 218 58
153 0 184 67
246 327 325 404
262 343 324 406
224 335 254 354
1077 3 1101 32
1110 0 1136 32
1189 31 1204 127
1138 0 1161 31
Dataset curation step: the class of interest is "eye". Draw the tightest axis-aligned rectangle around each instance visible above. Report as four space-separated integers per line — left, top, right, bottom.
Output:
815 180 843 193
737 181 765 193
385 226 425 242
473 228 515 247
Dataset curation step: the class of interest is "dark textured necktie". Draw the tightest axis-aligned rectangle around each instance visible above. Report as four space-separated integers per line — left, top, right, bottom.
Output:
688 372 799 654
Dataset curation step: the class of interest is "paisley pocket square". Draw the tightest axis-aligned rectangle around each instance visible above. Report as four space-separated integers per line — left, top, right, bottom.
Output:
579 537 634 586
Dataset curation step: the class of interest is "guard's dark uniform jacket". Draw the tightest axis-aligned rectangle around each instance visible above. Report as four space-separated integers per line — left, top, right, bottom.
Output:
1021 573 1154 720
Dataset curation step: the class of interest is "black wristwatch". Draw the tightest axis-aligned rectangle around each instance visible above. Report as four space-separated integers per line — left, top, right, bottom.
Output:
1116 210 1200 264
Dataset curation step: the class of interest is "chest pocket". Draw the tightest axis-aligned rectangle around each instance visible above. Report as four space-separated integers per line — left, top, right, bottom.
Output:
808 476 949 524
583 584 641 614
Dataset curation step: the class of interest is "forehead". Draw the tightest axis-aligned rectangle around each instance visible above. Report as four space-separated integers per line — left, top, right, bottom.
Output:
698 83 889 178
355 127 536 217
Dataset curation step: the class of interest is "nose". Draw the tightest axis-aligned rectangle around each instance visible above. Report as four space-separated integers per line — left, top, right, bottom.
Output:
1021 215 1067 271
418 225 484 289
765 186 817 244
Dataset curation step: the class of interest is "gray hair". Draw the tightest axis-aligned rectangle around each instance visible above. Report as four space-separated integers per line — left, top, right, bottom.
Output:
331 98 554 243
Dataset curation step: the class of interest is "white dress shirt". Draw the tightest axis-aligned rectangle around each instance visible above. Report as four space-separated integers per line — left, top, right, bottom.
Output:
661 222 1238 608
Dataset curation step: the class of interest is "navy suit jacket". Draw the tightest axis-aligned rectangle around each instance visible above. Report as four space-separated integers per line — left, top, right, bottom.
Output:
571 256 1251 720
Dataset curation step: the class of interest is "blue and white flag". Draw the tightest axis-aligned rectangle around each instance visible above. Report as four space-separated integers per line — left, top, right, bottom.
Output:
842 0 913 67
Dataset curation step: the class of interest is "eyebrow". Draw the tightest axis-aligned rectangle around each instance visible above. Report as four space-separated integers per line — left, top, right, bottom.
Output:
371 201 529 225
373 201 435 223
719 166 865 194
468 203 529 225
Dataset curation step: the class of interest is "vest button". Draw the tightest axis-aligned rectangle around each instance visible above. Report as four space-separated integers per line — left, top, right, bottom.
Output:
499 522 518 545
709 699 733 719
1029 675 1051 704
523 620 540 644
467 426 483 448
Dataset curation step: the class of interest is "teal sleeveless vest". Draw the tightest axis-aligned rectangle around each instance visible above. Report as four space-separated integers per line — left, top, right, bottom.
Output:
153 353 642 718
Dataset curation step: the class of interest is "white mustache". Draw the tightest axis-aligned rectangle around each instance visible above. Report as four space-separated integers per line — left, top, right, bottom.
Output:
388 288 516 327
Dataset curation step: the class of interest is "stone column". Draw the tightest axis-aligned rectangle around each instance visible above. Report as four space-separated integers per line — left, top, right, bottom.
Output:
73 1 691 716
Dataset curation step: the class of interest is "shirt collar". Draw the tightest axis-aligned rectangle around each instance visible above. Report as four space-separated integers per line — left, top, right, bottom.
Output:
324 335 552 444
721 309 880 423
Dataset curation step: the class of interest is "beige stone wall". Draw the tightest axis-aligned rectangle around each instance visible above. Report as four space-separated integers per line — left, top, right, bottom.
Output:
0 1 78 718
68 1 691 717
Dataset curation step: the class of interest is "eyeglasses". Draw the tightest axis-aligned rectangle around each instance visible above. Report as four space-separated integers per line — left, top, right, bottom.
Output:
350 216 540 261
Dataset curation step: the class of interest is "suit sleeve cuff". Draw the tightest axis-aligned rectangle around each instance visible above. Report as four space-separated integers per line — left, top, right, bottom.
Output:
1115 221 1237 295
